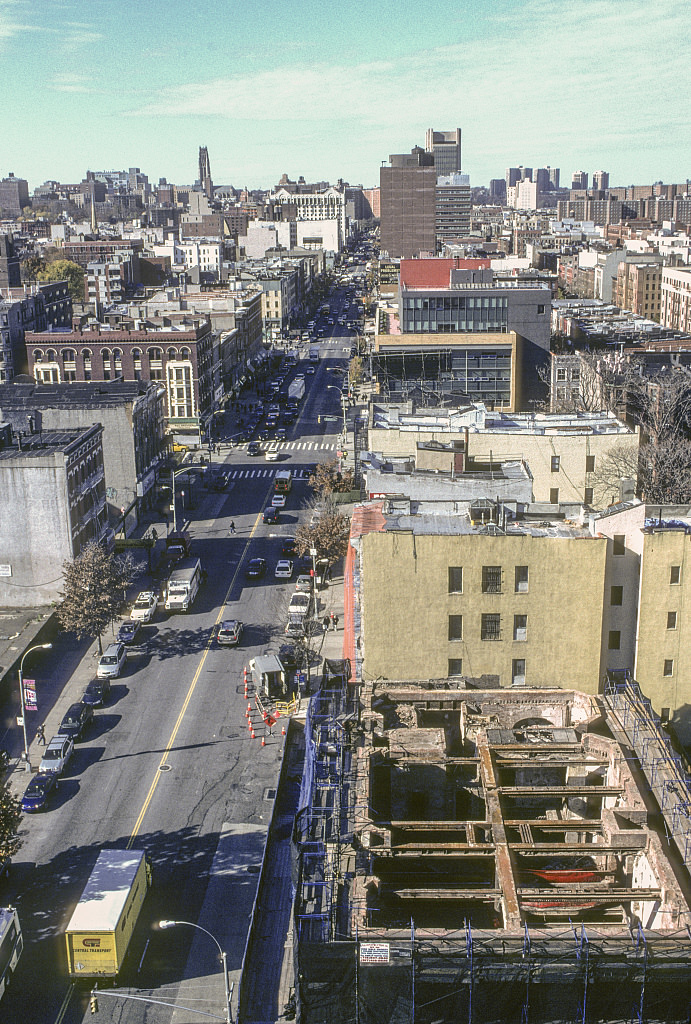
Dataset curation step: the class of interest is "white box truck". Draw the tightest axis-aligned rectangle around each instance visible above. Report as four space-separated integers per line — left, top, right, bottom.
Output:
309 346 320 362
0 907 22 1004
164 557 203 612
288 378 305 401
64 850 152 979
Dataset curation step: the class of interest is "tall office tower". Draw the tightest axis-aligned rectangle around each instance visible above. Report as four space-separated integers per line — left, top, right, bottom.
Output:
593 170 610 191
198 146 213 200
547 166 560 190
489 178 507 203
435 173 471 248
0 233 20 290
380 146 436 258
533 168 551 192
425 128 462 177
0 173 29 216
572 170 588 189
506 167 521 189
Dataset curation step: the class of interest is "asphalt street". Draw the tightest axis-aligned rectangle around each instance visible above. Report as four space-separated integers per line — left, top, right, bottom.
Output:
0 318 356 1024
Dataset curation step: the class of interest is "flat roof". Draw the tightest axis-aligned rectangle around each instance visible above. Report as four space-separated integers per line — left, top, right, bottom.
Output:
66 850 145 933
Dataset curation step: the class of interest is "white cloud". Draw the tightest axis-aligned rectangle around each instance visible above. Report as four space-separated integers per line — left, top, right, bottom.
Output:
51 72 92 93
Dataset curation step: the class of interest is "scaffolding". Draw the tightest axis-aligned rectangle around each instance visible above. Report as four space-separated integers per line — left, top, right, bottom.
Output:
603 673 691 873
295 660 355 942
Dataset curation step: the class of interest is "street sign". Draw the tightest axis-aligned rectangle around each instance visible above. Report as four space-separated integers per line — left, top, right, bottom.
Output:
360 943 390 964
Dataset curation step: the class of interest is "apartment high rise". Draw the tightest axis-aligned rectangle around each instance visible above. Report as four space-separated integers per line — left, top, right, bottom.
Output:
198 145 213 200
425 128 462 177
435 173 471 248
0 173 29 216
547 166 560 190
380 146 436 258
572 170 588 189
593 169 610 190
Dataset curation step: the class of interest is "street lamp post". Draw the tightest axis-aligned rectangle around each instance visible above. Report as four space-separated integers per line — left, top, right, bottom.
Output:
159 920 231 1024
18 643 52 768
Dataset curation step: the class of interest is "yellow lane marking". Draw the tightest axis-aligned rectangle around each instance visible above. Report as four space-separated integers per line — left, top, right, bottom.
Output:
127 511 265 846
53 981 75 1024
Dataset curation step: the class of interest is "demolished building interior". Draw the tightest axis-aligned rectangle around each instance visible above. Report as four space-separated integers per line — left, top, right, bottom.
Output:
294 671 691 1023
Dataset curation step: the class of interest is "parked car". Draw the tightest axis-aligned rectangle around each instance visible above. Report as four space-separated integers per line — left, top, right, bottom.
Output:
278 643 301 671
217 619 244 647
21 772 60 813
130 591 157 623
275 559 294 579
39 733 75 775
82 677 111 707
97 642 127 679
59 701 94 742
263 506 280 524
117 621 142 646
245 558 267 580
295 574 313 593
305 365 316 375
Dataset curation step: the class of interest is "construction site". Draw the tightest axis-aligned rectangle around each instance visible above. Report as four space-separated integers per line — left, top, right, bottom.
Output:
292 671 691 1023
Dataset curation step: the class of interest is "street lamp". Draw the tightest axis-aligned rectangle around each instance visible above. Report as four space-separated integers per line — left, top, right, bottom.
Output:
158 920 231 1024
18 643 52 767
326 385 348 435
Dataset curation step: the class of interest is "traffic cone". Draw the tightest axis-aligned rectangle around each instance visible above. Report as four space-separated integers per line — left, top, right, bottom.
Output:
261 735 266 747
250 729 255 739
281 725 286 737
245 706 249 718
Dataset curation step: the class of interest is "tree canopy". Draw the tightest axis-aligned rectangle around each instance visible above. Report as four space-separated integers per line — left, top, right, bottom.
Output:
295 500 351 566
57 542 139 653
0 764 23 864
308 457 355 497
37 259 85 302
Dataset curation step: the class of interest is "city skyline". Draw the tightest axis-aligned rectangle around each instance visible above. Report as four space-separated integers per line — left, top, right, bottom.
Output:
1 0 689 192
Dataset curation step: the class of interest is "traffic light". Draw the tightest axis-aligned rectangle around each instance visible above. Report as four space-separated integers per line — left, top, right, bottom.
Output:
90 992 99 1014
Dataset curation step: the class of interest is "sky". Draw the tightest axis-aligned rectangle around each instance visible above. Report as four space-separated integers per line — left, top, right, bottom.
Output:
1 0 689 193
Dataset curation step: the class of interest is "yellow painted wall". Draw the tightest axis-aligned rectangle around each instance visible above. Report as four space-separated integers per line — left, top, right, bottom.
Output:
361 530 608 689
636 529 691 742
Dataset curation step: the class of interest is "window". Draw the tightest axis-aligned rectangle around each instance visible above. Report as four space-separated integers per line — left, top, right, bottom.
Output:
550 487 559 504
663 659 674 677
610 585 623 606
586 455 595 472
448 615 463 641
448 658 463 677
667 611 677 630
608 630 621 650
661 707 670 723
482 566 502 594
612 535 626 556
515 566 529 593
551 455 560 472
584 487 594 505
481 613 501 640
556 368 567 382
537 304 545 315
448 566 463 593
512 659 526 685
513 614 527 641
670 565 681 584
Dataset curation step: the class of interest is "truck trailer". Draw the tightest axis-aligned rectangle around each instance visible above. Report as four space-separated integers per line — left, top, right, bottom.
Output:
288 378 305 401
64 850 152 979
164 557 203 612
0 907 22 1003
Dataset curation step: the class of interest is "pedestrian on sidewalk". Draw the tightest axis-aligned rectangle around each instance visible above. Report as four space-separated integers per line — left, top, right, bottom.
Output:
229 520 236 534
332 614 339 631
36 724 46 745
322 615 330 634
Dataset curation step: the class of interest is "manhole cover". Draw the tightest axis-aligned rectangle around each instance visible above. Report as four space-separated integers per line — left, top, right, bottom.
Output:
263 788 276 801
159 763 172 772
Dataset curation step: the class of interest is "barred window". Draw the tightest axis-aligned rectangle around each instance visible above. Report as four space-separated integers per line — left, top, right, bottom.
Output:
481 614 501 640
482 566 502 594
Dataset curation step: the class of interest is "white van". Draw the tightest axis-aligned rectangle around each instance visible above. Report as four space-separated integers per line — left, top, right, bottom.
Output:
97 642 127 679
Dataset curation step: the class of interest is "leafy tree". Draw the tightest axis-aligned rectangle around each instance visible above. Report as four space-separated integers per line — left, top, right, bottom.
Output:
38 259 85 302
57 542 139 653
295 499 350 566
0 767 23 864
21 254 46 283
349 355 364 386
309 457 354 497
